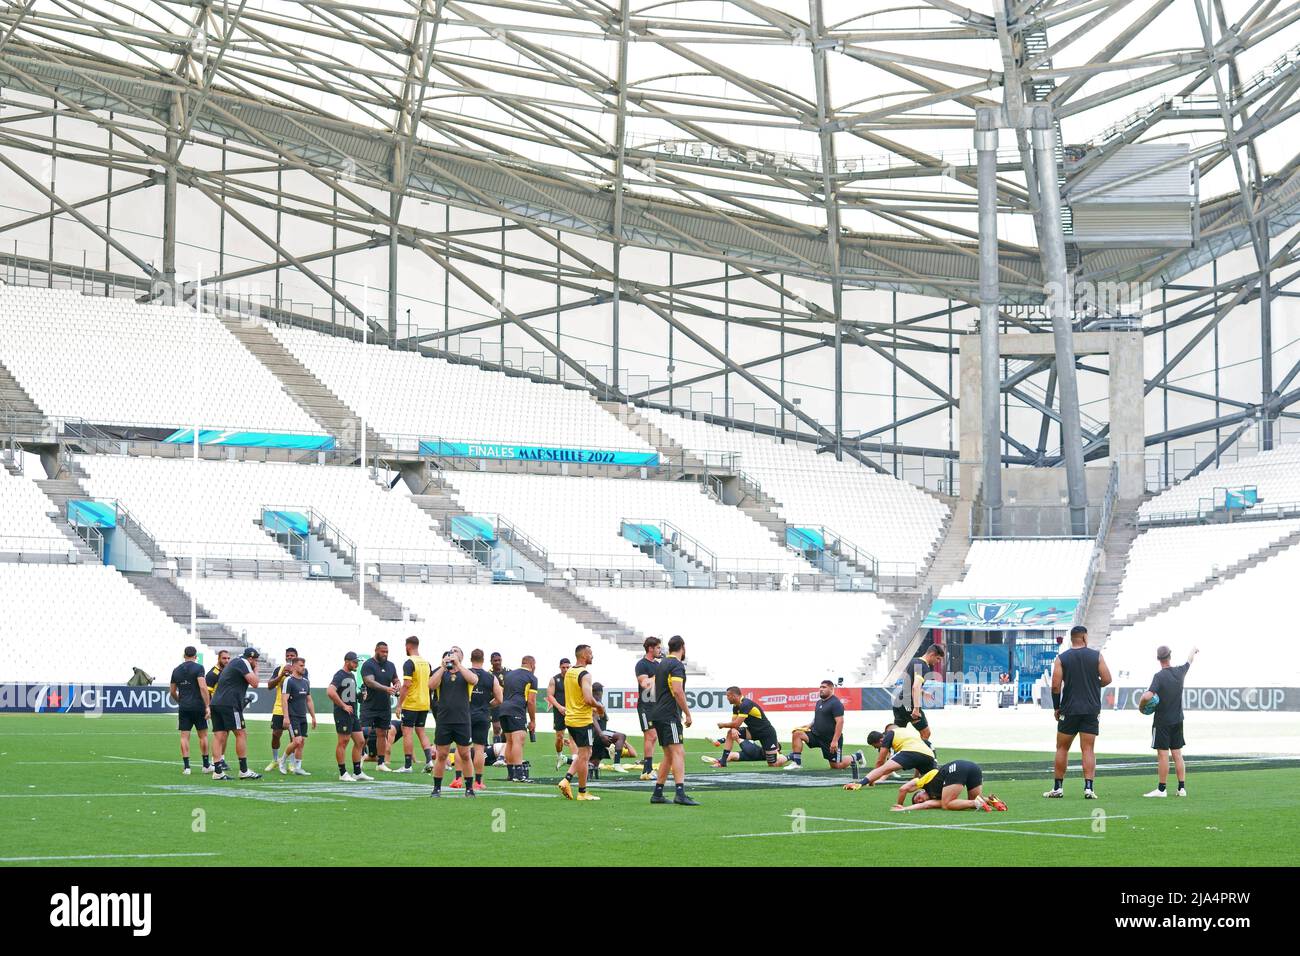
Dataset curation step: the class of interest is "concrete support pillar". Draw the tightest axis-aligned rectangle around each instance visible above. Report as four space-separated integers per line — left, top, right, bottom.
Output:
976 108 1001 534
1031 107 1088 535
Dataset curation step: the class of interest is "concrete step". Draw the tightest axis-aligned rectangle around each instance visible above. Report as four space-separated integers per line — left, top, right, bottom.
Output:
332 579 419 622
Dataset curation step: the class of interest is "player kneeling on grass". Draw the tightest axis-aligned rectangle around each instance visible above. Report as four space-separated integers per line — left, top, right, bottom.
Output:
587 683 635 776
282 657 315 776
843 724 936 791
328 652 373 782
891 760 1006 812
702 726 765 768
712 687 788 767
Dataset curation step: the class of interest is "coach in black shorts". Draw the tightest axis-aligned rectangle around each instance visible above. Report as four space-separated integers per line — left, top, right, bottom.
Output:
1141 645 1198 797
429 649 478 797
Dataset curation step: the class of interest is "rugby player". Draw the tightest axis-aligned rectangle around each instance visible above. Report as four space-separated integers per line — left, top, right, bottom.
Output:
892 643 943 744
282 656 314 775
210 647 262 780
650 635 697 806
204 649 229 701
788 680 855 772
891 759 1006 812
429 647 478 798
586 683 632 776
395 636 434 773
701 726 765 768
843 723 936 790
558 645 603 801
546 657 571 769
458 648 501 791
169 646 211 775
488 650 506 755
635 637 662 779
499 656 539 782
360 641 400 771
327 651 372 782
1046 624 1111 799
1141 645 1198 797
715 687 788 767
264 646 298 773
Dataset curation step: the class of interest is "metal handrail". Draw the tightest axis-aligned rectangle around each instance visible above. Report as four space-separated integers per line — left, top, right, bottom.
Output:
1076 463 1120 624
622 517 717 572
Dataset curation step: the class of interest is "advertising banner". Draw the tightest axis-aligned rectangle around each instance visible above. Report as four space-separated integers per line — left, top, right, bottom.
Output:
1097 685 1300 712
923 597 1079 631
164 429 335 450
419 440 659 467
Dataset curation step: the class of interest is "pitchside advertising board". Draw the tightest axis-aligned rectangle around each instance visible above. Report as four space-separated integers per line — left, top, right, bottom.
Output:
0 682 321 715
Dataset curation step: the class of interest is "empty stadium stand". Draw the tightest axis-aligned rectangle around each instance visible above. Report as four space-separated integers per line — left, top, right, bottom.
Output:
941 539 1095 599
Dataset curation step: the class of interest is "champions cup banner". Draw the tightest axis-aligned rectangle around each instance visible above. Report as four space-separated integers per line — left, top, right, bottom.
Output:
0 683 326 715
1100 686 1300 713
419 440 660 468
923 597 1080 631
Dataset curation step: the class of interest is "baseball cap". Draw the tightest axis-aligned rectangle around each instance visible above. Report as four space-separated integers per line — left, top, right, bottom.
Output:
344 651 359 662
242 647 260 660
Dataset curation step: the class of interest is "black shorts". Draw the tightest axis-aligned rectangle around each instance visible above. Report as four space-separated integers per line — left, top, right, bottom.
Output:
592 735 612 762
178 708 207 732
334 711 362 736
271 714 286 733
568 724 595 749
402 710 428 729
210 705 244 732
637 704 653 733
736 739 764 761
1058 713 1100 737
929 760 982 797
1151 722 1185 751
755 729 782 764
435 723 471 747
500 714 528 734
289 716 309 739
891 750 937 774
471 719 492 746
653 718 684 747
552 710 566 732
361 711 390 732
893 706 929 732
805 731 840 763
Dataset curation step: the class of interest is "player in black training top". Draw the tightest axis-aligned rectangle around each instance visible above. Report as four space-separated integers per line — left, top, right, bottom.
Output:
716 687 789 767
1047 625 1112 799
265 646 299 774
210 647 262 780
650 635 697 806
429 647 479 797
360 641 400 771
788 680 857 773
461 648 502 791
891 643 943 743
328 652 373 782
891 759 1006 812
546 657 571 769
499 656 540 782
281 656 314 775
488 650 506 753
1140 644 1198 798
635 637 662 779
169 646 212 775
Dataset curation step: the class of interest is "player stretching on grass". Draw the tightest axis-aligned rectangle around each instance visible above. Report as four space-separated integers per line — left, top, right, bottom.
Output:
713 688 789 767
702 726 765 768
891 760 1006 812
843 723 936 791
1046 624 1111 800
788 680 856 773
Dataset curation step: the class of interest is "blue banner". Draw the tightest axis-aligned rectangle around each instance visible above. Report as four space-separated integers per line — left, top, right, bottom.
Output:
923 597 1079 631
68 500 116 528
263 510 308 535
450 515 496 542
164 429 335 450
786 526 825 552
622 522 663 546
419 440 659 467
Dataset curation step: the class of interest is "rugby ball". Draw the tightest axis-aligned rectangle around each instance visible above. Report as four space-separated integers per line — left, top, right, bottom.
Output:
1139 693 1160 716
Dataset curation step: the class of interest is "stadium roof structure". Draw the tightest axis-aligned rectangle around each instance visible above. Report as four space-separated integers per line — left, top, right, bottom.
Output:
1 1 1299 475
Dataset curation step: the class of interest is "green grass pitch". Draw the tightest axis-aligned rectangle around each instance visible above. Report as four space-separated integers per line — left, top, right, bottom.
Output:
1 714 1297 866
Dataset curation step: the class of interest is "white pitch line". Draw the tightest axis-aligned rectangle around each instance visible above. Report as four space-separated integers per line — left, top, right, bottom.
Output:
797 812 1130 829
0 792 201 798
722 812 1128 841
105 755 178 766
0 852 219 862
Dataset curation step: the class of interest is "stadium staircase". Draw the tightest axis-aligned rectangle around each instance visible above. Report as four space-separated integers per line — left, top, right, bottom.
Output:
859 498 972 683
331 579 421 623
1108 521 1300 635
597 401 709 474
1080 500 1141 646
0 358 47 436
219 316 390 454
33 457 102 560
524 583 708 675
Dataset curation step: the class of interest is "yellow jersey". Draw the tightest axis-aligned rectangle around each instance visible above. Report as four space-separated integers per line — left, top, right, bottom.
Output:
563 665 593 728
272 664 287 717
402 656 431 711
887 725 932 757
